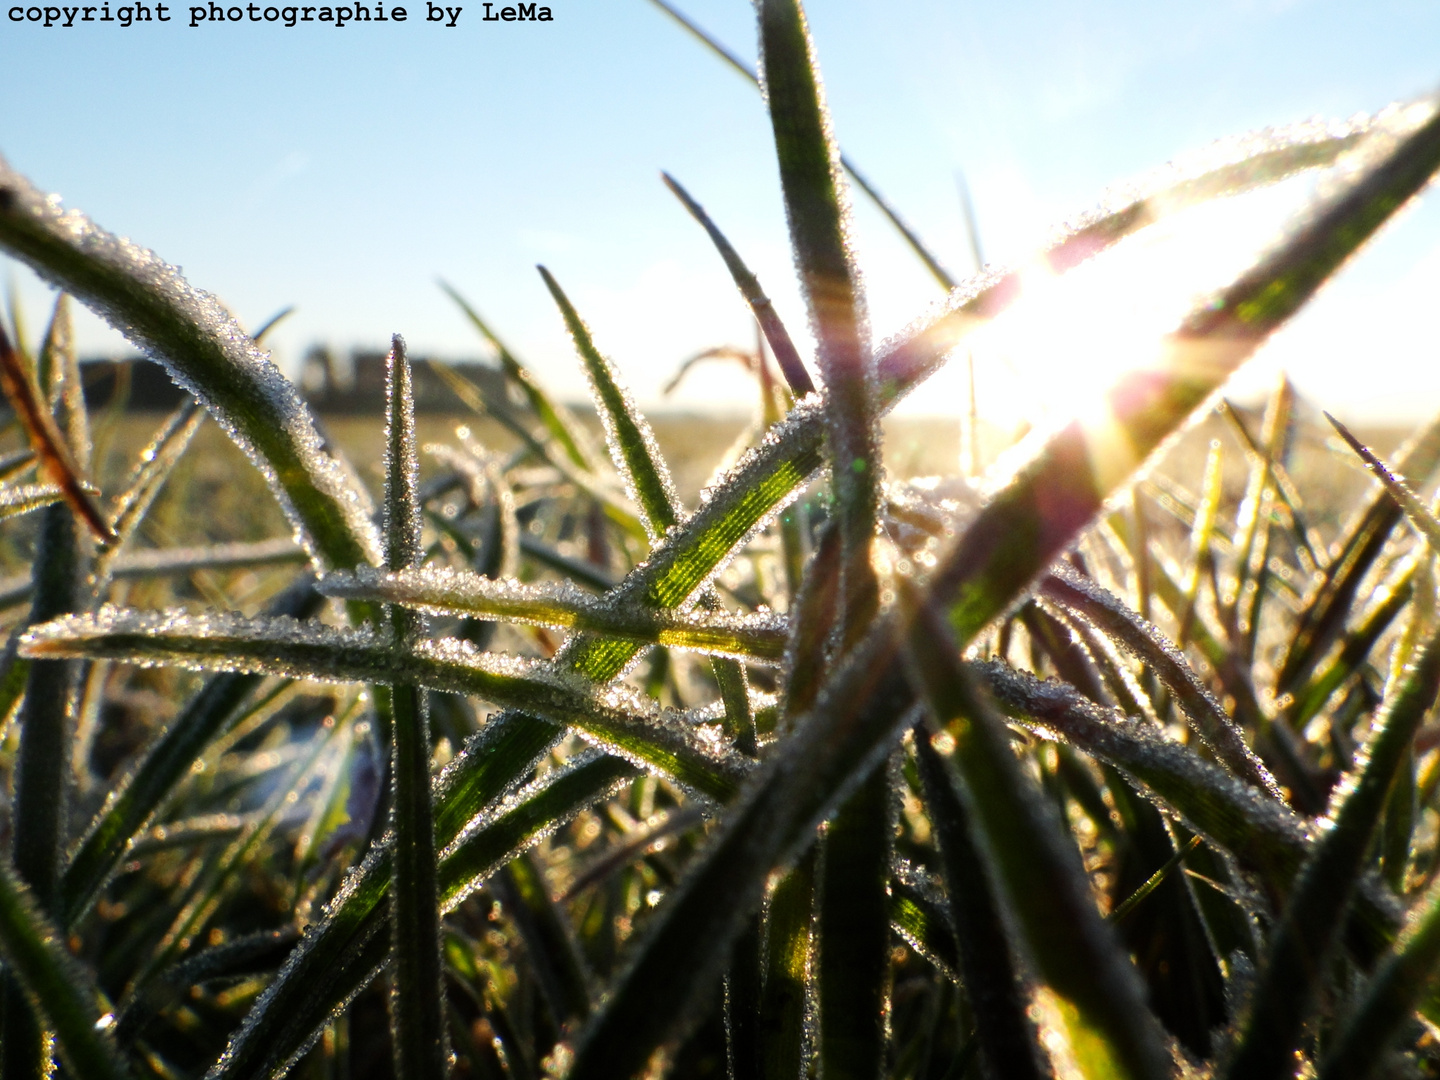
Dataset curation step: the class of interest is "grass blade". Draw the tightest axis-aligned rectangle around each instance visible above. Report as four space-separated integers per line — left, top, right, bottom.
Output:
438 280 597 474
1318 878 1440 1080
1040 562 1281 798
903 589 1172 1080
20 610 749 803
0 861 131 1080
0 158 381 570
914 725 1047 1080
566 103 1440 1077
0 319 113 543
0 482 63 520
758 847 816 1079
759 0 878 640
1326 411 1440 550
661 172 815 397
321 567 786 662
817 764 893 1079
1220 619 1440 1080
647 0 958 292
380 336 448 1080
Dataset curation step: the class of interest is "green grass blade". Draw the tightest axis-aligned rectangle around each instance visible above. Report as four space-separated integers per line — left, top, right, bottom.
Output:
758 846 816 1079
0 861 131 1080
21 611 748 803
903 590 1172 1080
538 266 681 540
914 727 1047 1080
1221 618 1440 1080
59 582 320 928
817 764 892 1079
438 279 597 474
381 336 448 1080
1318 878 1440 1080
5 499 83 1079
94 401 204 583
0 158 381 570
1040 563 1281 798
660 172 815 397
319 567 788 663
495 852 593 1025
758 0 878 640
1326 411 1440 549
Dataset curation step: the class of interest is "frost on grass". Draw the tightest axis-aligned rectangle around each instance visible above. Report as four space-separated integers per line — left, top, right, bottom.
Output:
319 566 789 662
0 158 381 569
0 482 64 520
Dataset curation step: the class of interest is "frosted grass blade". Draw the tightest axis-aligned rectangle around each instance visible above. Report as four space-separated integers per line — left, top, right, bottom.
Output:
20 610 748 803
1318 878 1440 1080
1278 410 1440 693
903 590 1172 1080
438 279 597 474
5 499 84 1079
1040 563 1281 797
380 337 448 1080
0 861 131 1080
817 764 892 1079
661 172 815 396
975 660 1398 961
757 847 816 1079
914 727 1047 1080
759 0 878 640
566 104 1440 1078
539 266 682 541
319 567 788 663
1326 411 1440 550
0 482 64 520
0 319 113 543
60 582 322 927
0 159 381 569
94 402 204 583
1221 620 1440 1080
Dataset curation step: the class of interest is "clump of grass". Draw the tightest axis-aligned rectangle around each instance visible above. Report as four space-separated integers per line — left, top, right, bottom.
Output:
0 3 1437 1079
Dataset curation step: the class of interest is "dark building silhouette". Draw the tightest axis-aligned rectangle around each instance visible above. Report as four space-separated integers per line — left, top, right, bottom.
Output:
78 349 508 414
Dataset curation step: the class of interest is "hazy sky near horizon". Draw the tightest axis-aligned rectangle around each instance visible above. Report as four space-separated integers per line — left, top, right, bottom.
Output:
4 0 1440 422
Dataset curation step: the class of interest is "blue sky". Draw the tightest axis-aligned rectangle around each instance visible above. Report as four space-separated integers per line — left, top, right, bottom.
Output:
3 0 1440 419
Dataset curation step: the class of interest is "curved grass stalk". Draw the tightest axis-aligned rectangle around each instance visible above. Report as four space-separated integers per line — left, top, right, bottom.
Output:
1327 411 1440 550
1040 562 1281 798
0 157 380 570
19 609 749 803
319 567 788 663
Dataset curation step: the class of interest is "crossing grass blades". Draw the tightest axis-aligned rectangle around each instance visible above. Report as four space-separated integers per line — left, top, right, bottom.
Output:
2 2 1440 1077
